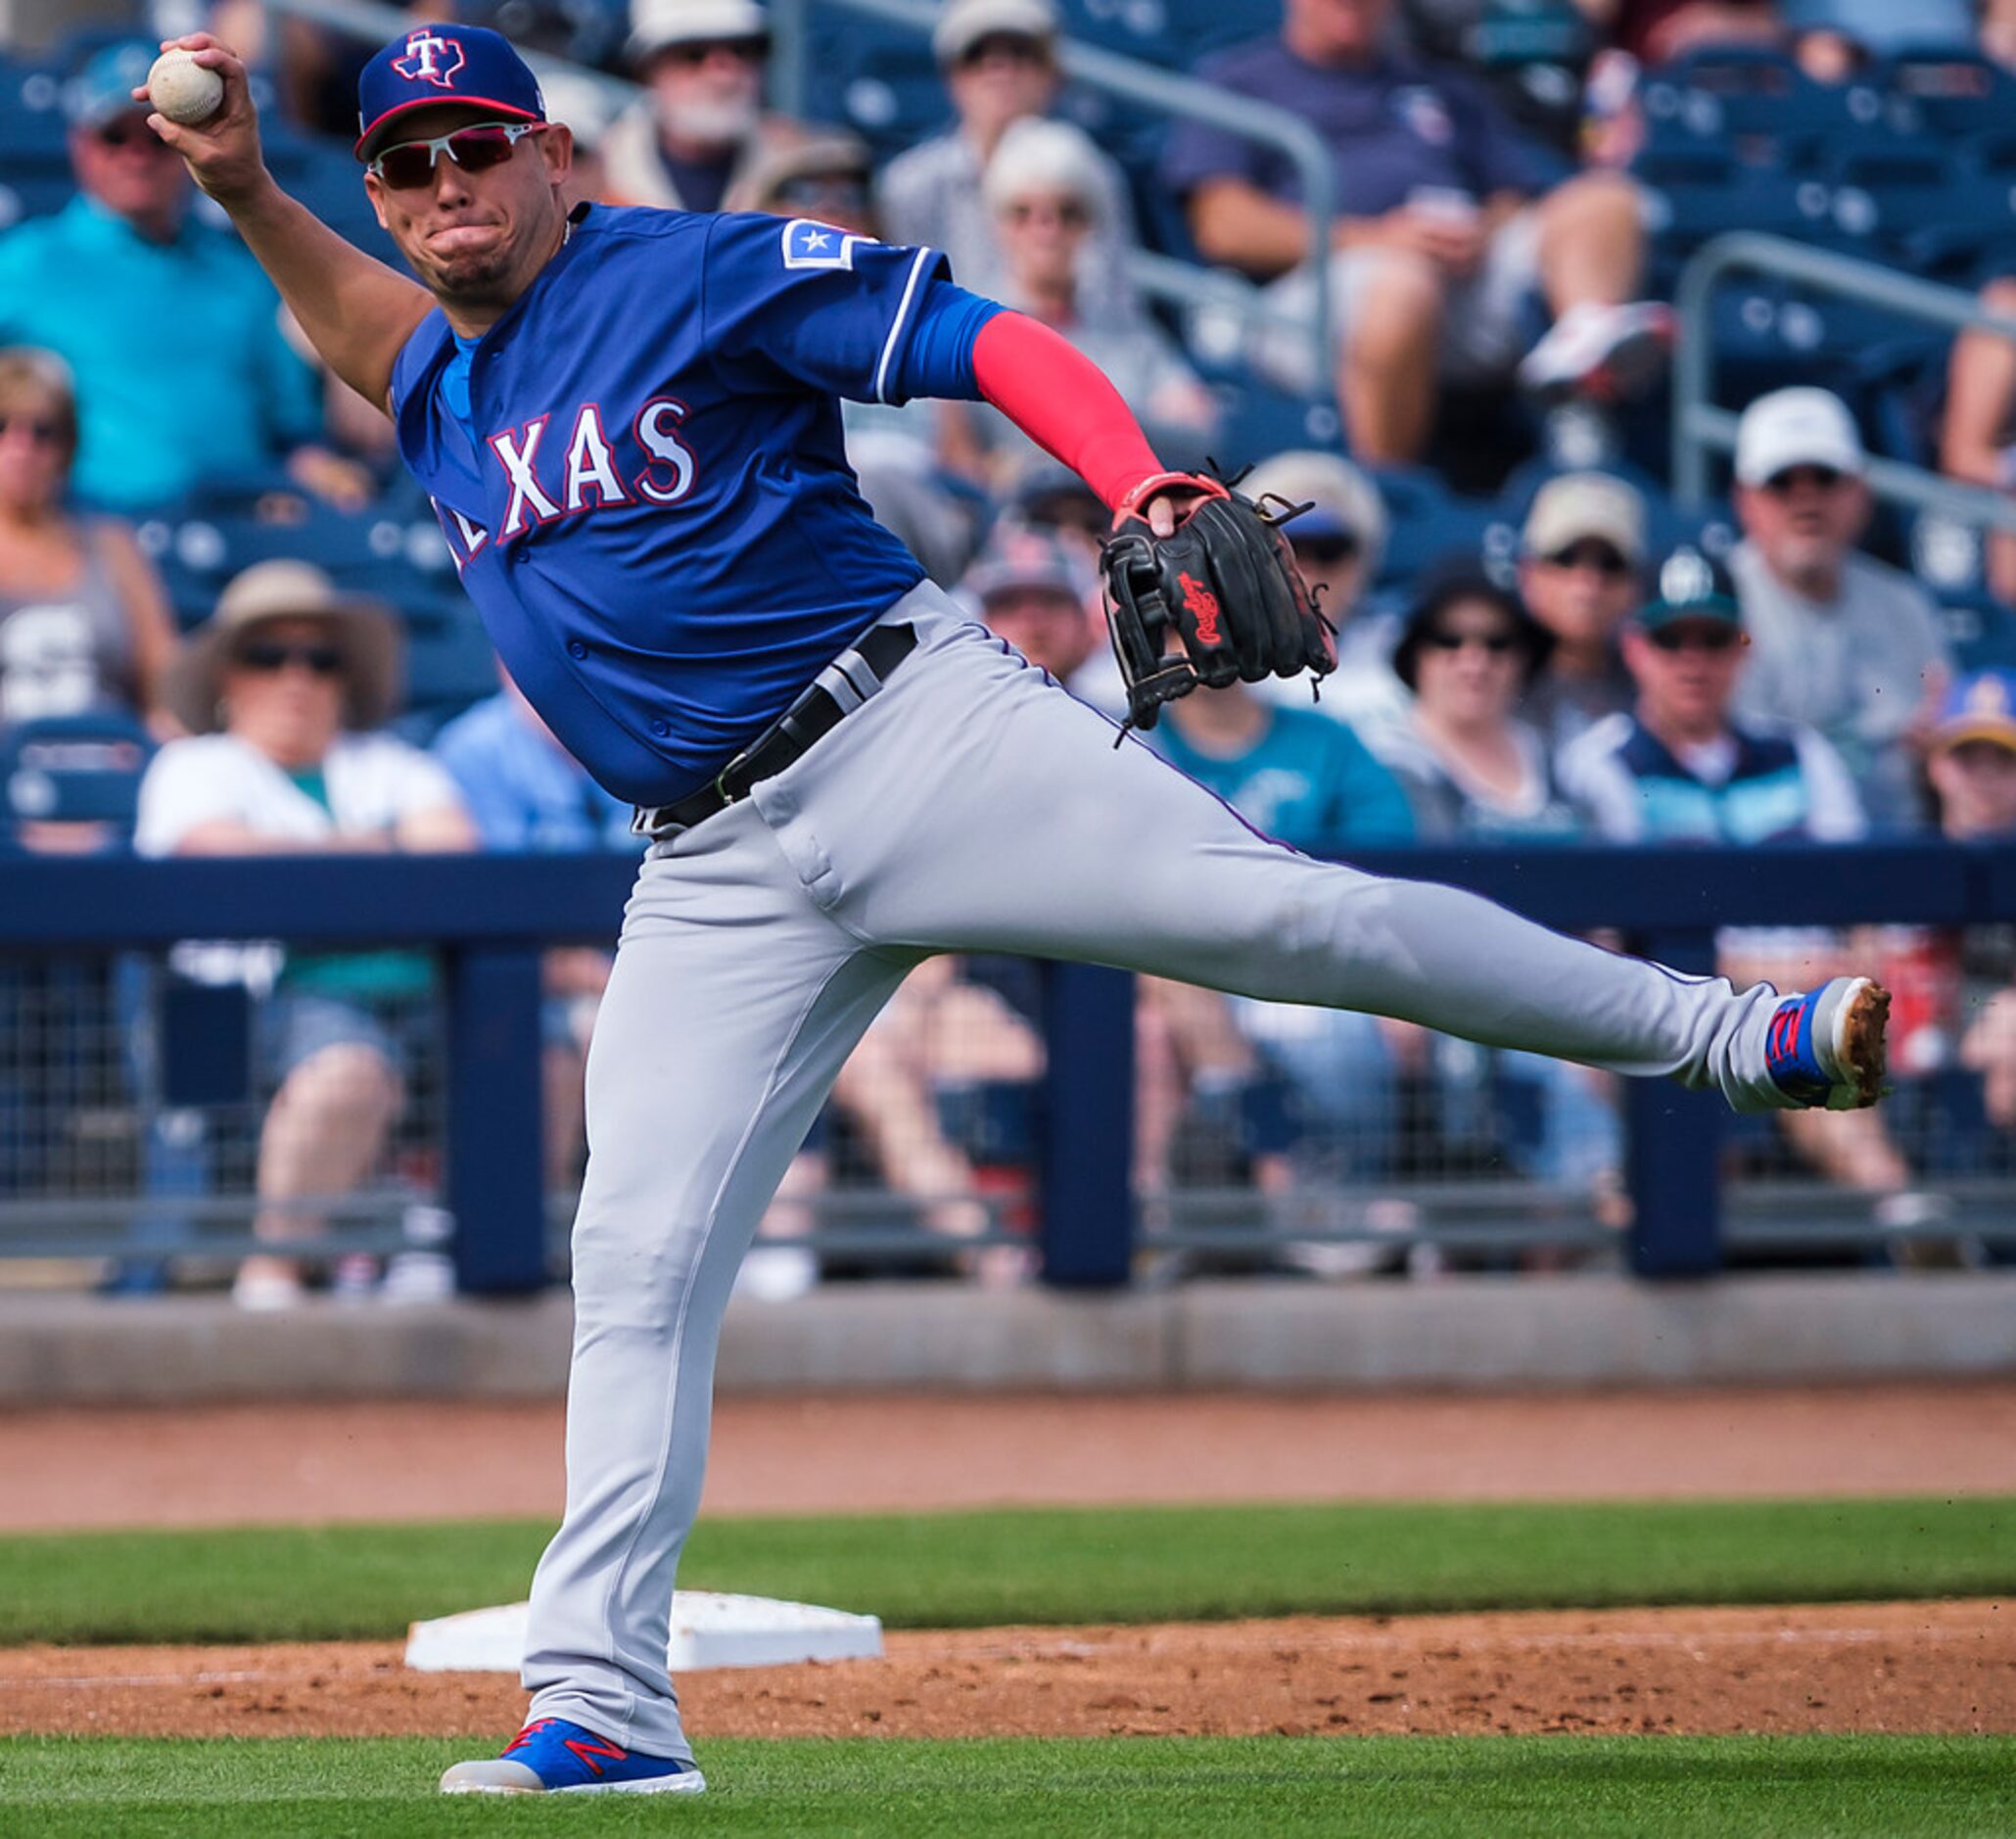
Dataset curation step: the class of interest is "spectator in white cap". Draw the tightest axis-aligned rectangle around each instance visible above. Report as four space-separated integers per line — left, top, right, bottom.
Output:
1728 387 1950 831
1516 472 1646 756
602 0 808 212
878 0 1140 319
939 119 1215 489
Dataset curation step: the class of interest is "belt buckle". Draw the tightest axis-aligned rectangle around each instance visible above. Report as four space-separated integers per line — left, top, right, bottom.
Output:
714 746 755 807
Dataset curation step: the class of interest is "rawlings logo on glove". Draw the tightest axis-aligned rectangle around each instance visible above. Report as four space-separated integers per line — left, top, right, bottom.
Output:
1099 466 1336 735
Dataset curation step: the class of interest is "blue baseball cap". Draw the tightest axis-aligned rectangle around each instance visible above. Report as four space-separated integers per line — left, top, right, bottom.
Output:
354 24 545 163
68 39 158 130
1933 669 2016 755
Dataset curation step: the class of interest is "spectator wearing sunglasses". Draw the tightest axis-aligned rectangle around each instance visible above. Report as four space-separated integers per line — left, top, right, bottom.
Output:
1560 548 1863 846
135 560 477 1308
1378 564 1576 841
1561 547 1912 1210
601 0 808 213
939 118 1217 490
1377 563 1616 1235
0 41 366 516
1516 471 1646 758
1728 388 1949 833
0 348 178 740
878 0 1141 323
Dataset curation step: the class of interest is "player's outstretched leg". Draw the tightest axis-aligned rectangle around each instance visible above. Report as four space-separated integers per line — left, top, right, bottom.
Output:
443 797 910 1791
772 603 1886 1112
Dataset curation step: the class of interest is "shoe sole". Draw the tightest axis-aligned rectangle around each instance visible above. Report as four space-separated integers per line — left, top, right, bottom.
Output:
441 1771 707 1797
1828 979 1890 1110
1521 311 1674 403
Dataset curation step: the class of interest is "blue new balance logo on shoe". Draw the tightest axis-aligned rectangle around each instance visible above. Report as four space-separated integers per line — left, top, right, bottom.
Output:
440 1717 706 1795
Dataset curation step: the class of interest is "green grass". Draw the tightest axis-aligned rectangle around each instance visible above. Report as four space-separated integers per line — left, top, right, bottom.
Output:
1 1736 2011 1837
1 1496 2010 1645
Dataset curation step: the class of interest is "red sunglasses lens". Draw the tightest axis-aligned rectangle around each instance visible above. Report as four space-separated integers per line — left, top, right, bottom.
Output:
377 125 521 189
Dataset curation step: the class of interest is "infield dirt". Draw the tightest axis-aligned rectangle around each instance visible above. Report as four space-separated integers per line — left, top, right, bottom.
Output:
0 1602 2007 1740
4 1386 2010 1743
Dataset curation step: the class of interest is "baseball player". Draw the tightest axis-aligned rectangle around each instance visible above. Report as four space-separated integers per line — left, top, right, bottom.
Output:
145 24 1888 1797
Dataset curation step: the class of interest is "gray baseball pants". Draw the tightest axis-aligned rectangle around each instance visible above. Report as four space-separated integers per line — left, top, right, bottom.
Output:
521 584 1791 1758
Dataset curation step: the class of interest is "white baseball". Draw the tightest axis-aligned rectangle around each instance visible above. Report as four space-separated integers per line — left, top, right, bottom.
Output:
147 49 224 126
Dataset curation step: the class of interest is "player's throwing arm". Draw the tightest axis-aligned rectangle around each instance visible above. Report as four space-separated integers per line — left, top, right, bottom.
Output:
140 35 435 409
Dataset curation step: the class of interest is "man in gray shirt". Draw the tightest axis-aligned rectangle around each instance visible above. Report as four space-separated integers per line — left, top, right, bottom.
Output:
1727 388 1949 832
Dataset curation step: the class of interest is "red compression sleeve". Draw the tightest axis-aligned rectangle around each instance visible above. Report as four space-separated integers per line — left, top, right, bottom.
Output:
971 311 1168 512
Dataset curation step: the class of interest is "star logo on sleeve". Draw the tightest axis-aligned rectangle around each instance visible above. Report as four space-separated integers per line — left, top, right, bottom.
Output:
780 218 868 270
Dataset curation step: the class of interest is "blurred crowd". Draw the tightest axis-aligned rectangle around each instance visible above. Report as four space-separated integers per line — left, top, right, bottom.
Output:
5 0 2016 1300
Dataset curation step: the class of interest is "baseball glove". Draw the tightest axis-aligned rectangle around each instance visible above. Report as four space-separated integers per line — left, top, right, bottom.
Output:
1099 471 1336 734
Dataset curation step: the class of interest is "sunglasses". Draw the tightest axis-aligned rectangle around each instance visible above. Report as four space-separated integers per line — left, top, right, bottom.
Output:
1761 464 1849 496
233 640 345 677
0 413 60 446
958 32 1052 67
94 118 175 154
368 119 545 190
658 35 767 67
1425 629 1518 654
1004 198 1090 228
1292 534 1360 567
774 174 869 210
1646 624 1740 653
1542 542 1631 578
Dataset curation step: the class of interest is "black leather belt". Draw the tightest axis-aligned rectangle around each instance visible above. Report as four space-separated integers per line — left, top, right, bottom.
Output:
633 621 918 836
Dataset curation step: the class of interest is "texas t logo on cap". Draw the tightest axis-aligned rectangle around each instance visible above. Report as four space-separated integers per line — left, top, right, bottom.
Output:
393 30 467 88
354 23 546 162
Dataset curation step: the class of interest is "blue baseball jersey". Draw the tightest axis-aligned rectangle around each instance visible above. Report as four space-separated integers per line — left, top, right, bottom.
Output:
389 205 989 806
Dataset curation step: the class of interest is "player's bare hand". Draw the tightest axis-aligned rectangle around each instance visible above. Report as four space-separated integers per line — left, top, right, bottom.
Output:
1140 488 1209 538
137 35 268 210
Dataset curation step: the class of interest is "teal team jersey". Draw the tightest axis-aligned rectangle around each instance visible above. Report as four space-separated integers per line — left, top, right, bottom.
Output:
1148 703 1417 856
0 196 321 510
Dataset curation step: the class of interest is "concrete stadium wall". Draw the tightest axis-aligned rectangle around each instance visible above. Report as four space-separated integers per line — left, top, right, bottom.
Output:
1 1273 2013 1404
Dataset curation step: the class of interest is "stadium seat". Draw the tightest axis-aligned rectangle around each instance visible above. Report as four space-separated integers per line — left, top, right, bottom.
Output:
1367 467 1504 596
1048 0 1279 71
1932 590 2016 672
0 59 68 155
140 475 471 632
1636 159 1852 278
0 152 75 229
1823 139 2016 277
276 136 400 265
1638 44 1882 145
1201 371 1343 472
0 708 153 852
1872 46 2016 142
799 7 948 156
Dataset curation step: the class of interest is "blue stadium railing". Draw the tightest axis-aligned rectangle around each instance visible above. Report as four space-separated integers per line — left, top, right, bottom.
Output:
0 842 2005 1292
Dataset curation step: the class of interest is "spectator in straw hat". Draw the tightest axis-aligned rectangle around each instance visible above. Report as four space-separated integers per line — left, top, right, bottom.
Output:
136 560 477 1309
602 0 808 212
878 0 1140 317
